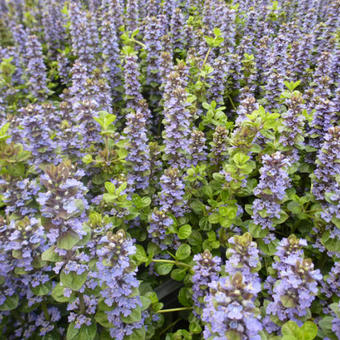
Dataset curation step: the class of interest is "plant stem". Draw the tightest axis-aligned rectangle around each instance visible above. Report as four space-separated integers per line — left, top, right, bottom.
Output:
132 38 146 48
227 94 237 111
159 319 181 336
42 300 50 321
105 135 110 162
198 47 212 82
152 259 192 269
79 293 85 314
157 307 193 314
202 47 212 70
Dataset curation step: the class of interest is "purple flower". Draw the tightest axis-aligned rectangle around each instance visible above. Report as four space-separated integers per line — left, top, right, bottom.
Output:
94 229 144 340
124 100 151 191
123 53 144 112
159 167 187 218
202 272 262 340
25 35 49 100
192 250 221 313
252 152 291 232
37 161 88 246
266 236 322 323
163 70 192 169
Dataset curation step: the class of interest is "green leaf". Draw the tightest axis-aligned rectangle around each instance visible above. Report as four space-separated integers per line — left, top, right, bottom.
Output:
155 263 173 275
66 322 96 340
134 245 148 264
282 321 317 340
287 201 302 214
31 281 52 296
57 231 80 250
60 270 88 291
189 319 202 334
140 296 151 311
82 154 93 164
258 239 278 255
171 268 187 281
199 216 211 231
0 294 19 311
188 230 202 246
213 27 221 37
140 196 151 208
280 295 296 308
300 321 318 340
94 311 114 328
178 225 192 239
282 336 297 340
121 306 142 324
208 212 219 224
321 231 340 252
41 246 63 262
105 182 116 194
273 210 289 224
219 206 237 219
202 185 213 198
233 152 250 166
282 321 300 337
176 244 191 260
0 122 10 141
124 328 146 340
318 316 337 339
249 223 268 238
190 200 205 214
332 216 340 229
51 284 70 303
178 287 191 307
42 330 61 340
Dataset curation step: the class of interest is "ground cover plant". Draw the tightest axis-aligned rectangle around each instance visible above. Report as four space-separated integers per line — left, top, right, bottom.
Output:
0 0 339 339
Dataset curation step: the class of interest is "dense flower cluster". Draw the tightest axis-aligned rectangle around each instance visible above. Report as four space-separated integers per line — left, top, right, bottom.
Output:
202 272 262 340
163 71 192 169
312 127 340 223
225 233 261 283
266 236 322 323
123 54 144 112
252 152 291 235
95 229 144 340
37 161 88 245
124 101 151 191
192 250 221 313
159 167 187 218
24 35 49 100
0 0 339 338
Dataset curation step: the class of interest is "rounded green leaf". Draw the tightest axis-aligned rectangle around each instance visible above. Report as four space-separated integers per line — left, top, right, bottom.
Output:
176 244 191 260
155 263 173 275
60 270 88 291
0 294 19 311
67 322 96 340
42 246 62 262
51 283 71 303
171 268 187 281
178 225 192 239
121 306 142 324
57 231 80 250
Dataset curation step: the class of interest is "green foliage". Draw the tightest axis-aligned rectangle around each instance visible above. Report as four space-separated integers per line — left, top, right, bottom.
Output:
281 321 318 340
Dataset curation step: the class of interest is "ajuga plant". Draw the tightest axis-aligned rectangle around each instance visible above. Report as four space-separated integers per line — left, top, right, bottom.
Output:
24 35 49 100
252 152 291 242
162 69 192 169
202 272 262 340
123 50 143 114
123 100 151 191
100 8 122 103
0 1 340 339
265 236 322 327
